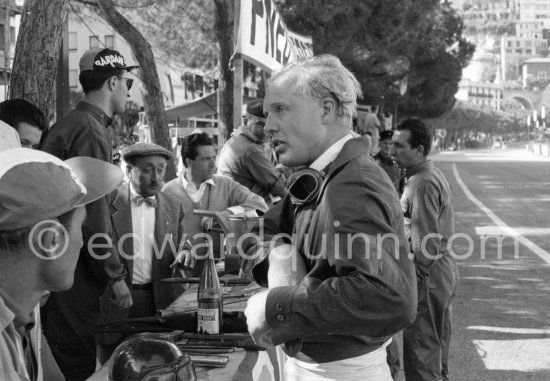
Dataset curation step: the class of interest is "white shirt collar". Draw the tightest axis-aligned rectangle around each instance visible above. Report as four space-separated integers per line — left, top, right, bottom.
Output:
309 134 354 172
181 172 215 190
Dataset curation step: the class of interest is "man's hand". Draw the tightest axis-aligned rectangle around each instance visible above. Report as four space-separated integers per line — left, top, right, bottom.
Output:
244 290 273 348
109 279 133 309
171 249 194 270
215 210 231 234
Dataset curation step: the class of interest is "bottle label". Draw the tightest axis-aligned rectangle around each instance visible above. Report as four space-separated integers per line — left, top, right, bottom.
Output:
197 308 220 334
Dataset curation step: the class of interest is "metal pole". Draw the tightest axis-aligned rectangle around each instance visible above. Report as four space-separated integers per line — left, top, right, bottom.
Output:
4 3 10 100
232 0 243 136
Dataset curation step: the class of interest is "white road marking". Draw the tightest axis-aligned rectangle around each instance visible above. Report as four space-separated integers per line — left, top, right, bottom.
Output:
475 226 550 236
452 163 550 265
468 326 550 335
473 339 550 371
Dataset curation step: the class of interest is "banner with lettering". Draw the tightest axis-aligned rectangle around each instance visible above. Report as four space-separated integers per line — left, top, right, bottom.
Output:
236 0 313 73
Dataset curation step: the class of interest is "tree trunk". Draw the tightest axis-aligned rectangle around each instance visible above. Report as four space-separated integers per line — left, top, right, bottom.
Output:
96 0 176 180
9 0 69 123
213 0 234 143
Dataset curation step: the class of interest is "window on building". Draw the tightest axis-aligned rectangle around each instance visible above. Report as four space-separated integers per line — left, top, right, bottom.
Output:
0 25 4 51
507 41 512 48
538 71 547 79
10 27 15 44
89 36 100 49
526 49 532 54
69 70 78 88
526 40 532 47
68 32 77 51
105 35 115 49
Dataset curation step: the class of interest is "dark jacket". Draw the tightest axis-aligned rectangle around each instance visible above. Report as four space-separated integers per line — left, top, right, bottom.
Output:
108 182 187 310
374 151 404 195
41 100 125 287
249 137 417 363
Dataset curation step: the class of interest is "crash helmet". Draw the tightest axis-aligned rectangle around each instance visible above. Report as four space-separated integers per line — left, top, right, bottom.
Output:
109 333 196 381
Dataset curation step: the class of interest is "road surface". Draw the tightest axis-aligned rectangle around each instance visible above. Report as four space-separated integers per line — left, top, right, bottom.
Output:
432 147 550 381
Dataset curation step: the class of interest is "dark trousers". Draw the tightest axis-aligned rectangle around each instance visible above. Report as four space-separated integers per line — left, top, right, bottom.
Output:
404 256 459 381
386 336 401 380
96 285 156 364
41 261 104 381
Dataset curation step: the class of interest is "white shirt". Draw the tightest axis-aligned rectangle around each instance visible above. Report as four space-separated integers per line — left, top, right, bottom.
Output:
181 173 216 204
129 184 155 284
309 134 354 172
0 120 21 152
0 291 43 381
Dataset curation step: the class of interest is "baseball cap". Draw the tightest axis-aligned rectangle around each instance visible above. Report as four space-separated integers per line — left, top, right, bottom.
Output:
79 48 139 73
0 148 123 231
246 99 265 118
122 142 173 162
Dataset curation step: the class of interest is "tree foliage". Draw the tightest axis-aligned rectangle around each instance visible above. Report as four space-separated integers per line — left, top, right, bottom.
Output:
116 0 218 72
276 0 475 118
427 101 525 147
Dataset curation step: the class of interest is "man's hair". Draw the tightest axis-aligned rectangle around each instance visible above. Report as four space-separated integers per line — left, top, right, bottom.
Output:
396 117 432 156
268 54 363 127
0 99 48 132
79 69 126 94
181 132 213 167
0 208 78 252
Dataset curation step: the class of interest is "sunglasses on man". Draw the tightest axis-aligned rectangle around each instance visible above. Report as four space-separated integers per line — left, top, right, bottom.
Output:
117 76 134 90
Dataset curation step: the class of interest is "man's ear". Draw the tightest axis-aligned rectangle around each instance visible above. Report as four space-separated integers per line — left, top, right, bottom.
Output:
106 76 117 91
30 220 64 260
126 164 133 179
184 158 192 168
321 97 336 120
416 144 425 156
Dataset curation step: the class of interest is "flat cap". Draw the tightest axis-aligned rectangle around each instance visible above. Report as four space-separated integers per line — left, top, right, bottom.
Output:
246 99 265 118
379 130 394 141
122 142 173 161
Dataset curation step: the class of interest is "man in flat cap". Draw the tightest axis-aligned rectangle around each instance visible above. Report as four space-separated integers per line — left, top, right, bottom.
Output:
0 148 122 381
97 142 188 361
374 130 404 196
218 99 287 205
40 47 138 380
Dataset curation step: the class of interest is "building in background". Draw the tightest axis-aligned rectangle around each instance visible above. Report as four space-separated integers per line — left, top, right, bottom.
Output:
521 57 550 88
518 0 550 27
456 80 504 111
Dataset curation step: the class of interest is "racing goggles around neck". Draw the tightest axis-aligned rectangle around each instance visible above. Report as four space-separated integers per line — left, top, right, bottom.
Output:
286 167 325 206
139 355 196 381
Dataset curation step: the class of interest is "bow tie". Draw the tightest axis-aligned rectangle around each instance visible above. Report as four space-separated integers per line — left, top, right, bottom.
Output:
132 196 158 208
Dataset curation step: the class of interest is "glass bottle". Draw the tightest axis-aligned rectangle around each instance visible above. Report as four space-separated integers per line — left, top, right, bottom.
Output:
197 243 223 334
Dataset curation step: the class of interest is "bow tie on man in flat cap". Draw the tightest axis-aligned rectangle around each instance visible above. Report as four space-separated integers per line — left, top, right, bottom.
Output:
132 195 158 207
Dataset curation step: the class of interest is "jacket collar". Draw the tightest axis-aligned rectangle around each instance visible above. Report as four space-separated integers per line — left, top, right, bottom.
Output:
405 160 432 178
76 101 113 127
314 136 372 204
236 126 259 143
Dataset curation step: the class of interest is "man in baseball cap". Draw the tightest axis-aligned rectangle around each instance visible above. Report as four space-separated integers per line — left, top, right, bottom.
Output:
40 46 138 380
0 148 123 380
